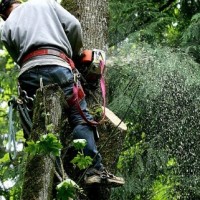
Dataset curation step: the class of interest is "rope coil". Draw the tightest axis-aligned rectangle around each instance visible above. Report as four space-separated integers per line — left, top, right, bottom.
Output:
8 96 33 160
8 97 17 160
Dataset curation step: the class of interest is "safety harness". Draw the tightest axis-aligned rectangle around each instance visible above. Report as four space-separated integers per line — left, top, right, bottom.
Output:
21 47 106 126
21 48 75 68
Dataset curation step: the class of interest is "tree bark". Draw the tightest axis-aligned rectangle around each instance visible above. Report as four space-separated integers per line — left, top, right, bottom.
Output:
62 0 108 50
21 85 67 200
62 1 127 200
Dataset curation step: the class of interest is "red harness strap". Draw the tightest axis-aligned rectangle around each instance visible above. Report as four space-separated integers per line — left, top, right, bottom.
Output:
67 85 85 106
72 60 106 126
72 84 99 126
21 48 75 69
22 48 106 126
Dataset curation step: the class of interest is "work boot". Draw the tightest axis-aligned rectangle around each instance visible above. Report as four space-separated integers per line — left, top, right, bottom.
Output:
84 168 125 187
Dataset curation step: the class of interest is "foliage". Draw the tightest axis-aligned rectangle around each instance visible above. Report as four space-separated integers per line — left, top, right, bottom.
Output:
181 13 200 45
25 133 62 157
56 139 92 199
71 152 93 170
151 174 178 200
24 136 90 199
181 13 200 62
110 127 178 200
108 0 200 49
109 0 175 46
0 44 21 199
107 41 200 199
0 48 18 156
72 139 87 150
71 139 93 170
0 151 26 200
1 0 200 199
56 178 82 200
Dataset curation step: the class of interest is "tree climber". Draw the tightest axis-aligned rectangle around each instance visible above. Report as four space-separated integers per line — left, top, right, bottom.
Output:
0 0 124 187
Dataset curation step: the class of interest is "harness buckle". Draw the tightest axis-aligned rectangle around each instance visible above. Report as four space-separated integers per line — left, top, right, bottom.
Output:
73 71 80 84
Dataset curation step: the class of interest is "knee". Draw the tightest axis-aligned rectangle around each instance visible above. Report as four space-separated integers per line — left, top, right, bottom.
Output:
73 124 94 140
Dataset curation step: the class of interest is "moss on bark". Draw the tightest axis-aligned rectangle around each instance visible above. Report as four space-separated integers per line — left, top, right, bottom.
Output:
21 85 67 200
21 155 55 200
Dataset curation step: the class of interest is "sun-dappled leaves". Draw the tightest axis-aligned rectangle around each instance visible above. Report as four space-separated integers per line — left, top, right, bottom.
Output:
25 133 62 157
72 139 87 151
56 179 82 200
71 139 93 170
71 152 93 170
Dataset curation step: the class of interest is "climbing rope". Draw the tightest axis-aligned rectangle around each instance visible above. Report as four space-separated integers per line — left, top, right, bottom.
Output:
8 97 18 160
7 95 33 160
17 103 32 129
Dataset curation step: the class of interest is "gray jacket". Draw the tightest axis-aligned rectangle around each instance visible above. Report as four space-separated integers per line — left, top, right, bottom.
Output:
1 0 83 75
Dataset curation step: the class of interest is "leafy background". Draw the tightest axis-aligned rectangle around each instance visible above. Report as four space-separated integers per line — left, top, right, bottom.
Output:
1 0 200 199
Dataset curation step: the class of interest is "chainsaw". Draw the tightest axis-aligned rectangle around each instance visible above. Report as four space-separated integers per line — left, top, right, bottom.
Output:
79 49 106 88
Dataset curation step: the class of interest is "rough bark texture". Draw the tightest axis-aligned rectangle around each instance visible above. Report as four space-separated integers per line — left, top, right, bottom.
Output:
21 155 55 200
21 85 67 200
62 0 108 51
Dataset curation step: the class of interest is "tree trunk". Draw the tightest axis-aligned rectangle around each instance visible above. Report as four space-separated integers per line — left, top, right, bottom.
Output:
21 85 67 200
62 0 108 50
62 1 127 200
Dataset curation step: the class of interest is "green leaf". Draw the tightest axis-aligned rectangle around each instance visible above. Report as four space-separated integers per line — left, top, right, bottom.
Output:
24 134 62 157
16 129 26 142
72 139 87 150
25 141 38 156
71 152 92 170
56 179 79 200
0 153 10 164
39 134 62 156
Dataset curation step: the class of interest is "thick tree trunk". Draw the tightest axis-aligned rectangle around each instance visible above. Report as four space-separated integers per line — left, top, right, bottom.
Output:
62 0 108 50
62 1 127 200
21 85 66 200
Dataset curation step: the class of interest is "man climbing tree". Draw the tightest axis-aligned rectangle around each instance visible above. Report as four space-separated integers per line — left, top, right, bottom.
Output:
0 0 124 192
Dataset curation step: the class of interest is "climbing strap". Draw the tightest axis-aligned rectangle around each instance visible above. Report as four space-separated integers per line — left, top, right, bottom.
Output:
8 95 33 160
17 87 33 128
8 97 17 160
18 102 33 129
73 59 106 126
21 48 75 69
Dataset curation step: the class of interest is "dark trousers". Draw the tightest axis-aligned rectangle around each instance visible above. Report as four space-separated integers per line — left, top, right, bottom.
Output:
18 65 103 170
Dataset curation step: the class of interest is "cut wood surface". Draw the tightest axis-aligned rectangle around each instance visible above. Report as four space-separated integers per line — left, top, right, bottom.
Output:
102 106 127 131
